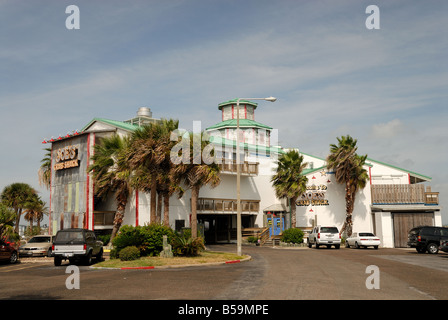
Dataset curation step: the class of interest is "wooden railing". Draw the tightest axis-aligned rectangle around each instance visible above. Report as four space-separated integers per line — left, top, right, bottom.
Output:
196 198 260 213
425 186 439 205
371 184 438 205
217 160 259 175
259 227 270 246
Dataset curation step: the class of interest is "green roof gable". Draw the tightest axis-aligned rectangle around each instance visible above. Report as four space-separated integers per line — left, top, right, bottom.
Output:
81 118 139 133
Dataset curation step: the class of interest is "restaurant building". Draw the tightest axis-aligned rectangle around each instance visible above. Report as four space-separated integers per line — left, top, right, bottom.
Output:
44 102 441 247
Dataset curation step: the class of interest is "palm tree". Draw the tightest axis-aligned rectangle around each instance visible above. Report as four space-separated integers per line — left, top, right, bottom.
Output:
38 148 52 190
0 203 16 239
173 131 221 239
271 149 308 228
128 121 174 224
23 195 48 232
326 135 369 237
1 183 37 234
128 119 182 226
88 134 133 244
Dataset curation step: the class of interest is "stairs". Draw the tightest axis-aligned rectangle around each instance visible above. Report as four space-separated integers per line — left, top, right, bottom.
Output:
262 236 281 247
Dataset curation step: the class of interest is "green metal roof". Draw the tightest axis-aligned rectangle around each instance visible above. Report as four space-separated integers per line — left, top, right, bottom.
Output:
366 157 432 181
80 118 431 182
218 99 258 110
206 119 272 131
81 118 139 133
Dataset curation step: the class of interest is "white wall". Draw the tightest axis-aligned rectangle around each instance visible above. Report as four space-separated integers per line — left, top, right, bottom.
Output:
295 166 373 234
374 212 394 248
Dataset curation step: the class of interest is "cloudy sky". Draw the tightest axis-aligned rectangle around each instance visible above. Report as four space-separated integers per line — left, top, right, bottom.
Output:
1 0 447 224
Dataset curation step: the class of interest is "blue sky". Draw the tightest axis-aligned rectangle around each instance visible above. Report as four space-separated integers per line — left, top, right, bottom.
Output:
1 0 447 224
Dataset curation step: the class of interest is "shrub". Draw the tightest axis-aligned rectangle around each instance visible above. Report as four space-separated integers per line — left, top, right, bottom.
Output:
112 223 175 257
247 236 258 244
119 246 140 261
171 233 205 257
97 234 111 246
139 223 175 256
281 228 304 244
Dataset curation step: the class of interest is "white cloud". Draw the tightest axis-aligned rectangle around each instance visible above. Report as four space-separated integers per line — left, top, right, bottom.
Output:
370 119 406 139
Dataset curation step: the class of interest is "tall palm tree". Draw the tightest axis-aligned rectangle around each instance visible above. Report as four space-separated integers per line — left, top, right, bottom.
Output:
128 120 178 224
326 135 369 237
173 131 221 239
89 134 132 244
1 183 37 234
23 195 48 231
38 147 52 190
271 149 308 228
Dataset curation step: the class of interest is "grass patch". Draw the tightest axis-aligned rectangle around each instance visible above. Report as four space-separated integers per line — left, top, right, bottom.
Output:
95 251 248 269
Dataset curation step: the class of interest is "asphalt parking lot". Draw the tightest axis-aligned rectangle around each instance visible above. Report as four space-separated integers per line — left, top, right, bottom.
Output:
1 245 447 301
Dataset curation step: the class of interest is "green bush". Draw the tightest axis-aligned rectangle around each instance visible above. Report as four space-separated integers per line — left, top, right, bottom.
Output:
247 236 258 244
112 223 175 257
281 228 304 244
171 233 205 257
97 234 111 245
119 246 140 261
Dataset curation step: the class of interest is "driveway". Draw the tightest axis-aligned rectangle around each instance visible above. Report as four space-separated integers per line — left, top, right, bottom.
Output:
1 245 447 301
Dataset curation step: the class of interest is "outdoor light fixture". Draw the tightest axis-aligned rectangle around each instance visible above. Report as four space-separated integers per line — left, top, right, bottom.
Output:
235 97 276 256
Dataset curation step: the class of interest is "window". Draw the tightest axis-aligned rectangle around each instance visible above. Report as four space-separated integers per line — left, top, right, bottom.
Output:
359 233 375 237
320 227 339 233
175 220 185 232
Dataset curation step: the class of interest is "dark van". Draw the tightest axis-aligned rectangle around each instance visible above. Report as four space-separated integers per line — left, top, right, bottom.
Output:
407 226 448 254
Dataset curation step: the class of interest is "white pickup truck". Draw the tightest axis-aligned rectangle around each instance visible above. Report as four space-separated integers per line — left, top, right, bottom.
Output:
307 226 341 249
52 228 103 266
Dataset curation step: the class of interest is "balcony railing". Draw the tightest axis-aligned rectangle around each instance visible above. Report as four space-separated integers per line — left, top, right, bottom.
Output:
217 160 259 175
371 184 438 205
196 198 260 214
425 186 439 205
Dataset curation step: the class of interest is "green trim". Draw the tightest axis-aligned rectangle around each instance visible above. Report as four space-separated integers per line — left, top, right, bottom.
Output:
218 99 258 110
209 135 283 155
81 118 138 133
367 157 432 181
206 119 272 131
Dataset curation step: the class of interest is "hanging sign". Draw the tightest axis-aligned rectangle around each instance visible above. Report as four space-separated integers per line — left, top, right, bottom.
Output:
54 145 79 171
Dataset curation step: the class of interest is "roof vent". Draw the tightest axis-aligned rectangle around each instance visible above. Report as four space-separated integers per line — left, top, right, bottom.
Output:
137 107 152 118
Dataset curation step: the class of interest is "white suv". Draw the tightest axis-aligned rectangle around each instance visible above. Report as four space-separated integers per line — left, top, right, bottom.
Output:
308 226 341 249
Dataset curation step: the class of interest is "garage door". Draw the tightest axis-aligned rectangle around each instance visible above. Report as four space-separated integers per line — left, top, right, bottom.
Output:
393 213 434 248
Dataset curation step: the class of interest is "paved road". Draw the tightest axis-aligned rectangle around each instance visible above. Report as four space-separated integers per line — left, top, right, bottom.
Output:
1 245 447 301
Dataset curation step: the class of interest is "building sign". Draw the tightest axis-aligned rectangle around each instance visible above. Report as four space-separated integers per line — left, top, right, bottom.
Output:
54 145 79 171
296 184 329 206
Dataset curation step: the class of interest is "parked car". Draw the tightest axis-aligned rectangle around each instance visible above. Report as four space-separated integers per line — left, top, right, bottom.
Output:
52 228 103 266
308 225 341 249
345 232 380 249
407 226 448 254
19 235 54 257
0 238 18 264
